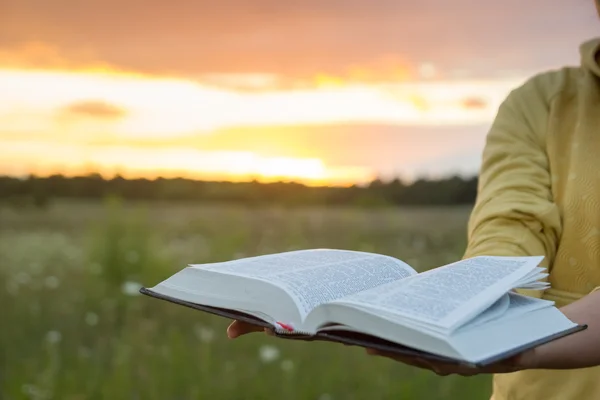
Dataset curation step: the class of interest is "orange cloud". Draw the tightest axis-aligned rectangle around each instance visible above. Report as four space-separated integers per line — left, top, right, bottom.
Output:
61 100 127 120
1 0 593 85
461 96 488 110
0 42 415 92
0 42 95 69
0 41 155 80
311 55 416 89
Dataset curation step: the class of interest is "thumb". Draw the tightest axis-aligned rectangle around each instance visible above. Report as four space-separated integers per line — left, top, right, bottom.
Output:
226 320 266 339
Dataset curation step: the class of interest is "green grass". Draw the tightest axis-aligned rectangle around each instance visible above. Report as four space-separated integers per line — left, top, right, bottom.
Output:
0 199 491 399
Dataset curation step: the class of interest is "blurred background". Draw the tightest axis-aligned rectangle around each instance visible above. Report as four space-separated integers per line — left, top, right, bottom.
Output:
0 0 598 399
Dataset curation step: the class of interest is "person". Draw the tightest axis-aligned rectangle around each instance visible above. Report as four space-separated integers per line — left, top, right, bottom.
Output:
226 7 600 400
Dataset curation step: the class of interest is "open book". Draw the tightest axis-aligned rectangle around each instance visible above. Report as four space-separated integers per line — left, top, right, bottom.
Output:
140 249 585 367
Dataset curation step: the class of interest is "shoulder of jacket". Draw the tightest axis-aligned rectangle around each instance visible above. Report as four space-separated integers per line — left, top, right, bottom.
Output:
510 67 581 105
493 67 580 147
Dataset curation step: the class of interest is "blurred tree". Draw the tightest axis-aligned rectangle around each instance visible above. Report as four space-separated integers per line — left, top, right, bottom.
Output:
0 173 478 207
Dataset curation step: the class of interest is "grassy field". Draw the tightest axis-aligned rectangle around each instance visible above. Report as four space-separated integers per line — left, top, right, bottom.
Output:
0 199 492 400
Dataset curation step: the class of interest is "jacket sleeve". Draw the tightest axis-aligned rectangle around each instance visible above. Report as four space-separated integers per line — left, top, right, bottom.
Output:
463 77 562 275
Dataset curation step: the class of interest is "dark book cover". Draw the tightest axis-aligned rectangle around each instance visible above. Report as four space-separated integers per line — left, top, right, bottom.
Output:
140 287 587 368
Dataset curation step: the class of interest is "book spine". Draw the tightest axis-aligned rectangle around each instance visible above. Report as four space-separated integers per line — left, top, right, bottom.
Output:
274 321 314 336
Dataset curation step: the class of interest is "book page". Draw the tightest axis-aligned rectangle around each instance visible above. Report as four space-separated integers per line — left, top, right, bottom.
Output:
457 292 553 332
191 249 417 318
333 256 543 331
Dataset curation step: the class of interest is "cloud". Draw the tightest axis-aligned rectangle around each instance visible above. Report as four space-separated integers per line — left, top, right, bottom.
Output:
1 0 597 79
0 42 108 71
60 100 127 120
461 97 488 110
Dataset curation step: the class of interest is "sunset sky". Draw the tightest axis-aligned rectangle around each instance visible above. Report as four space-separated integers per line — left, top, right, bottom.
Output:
1 0 598 185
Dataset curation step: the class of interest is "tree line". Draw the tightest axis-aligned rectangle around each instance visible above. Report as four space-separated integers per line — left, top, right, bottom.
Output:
0 174 479 208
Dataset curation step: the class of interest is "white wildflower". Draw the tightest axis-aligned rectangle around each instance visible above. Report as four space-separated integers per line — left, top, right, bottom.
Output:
45 330 62 344
6 280 19 296
44 276 60 289
194 325 215 343
66 246 81 261
318 394 333 400
159 345 170 358
224 361 236 373
411 237 427 252
194 235 210 258
280 359 294 372
78 347 91 359
85 312 99 326
29 302 40 316
21 384 35 395
258 345 280 363
15 272 31 285
29 261 43 274
126 250 139 264
21 384 46 399
121 281 142 296
89 263 103 275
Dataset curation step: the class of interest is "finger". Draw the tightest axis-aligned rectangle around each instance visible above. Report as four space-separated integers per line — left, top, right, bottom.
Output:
226 320 266 339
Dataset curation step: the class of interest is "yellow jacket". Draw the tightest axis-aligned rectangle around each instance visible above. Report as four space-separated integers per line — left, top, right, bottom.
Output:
464 38 600 400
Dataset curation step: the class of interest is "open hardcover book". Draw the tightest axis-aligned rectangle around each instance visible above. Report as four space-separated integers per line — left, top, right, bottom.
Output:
140 249 585 367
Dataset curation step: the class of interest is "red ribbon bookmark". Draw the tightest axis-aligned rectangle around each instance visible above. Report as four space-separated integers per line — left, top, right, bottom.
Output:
276 322 295 332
